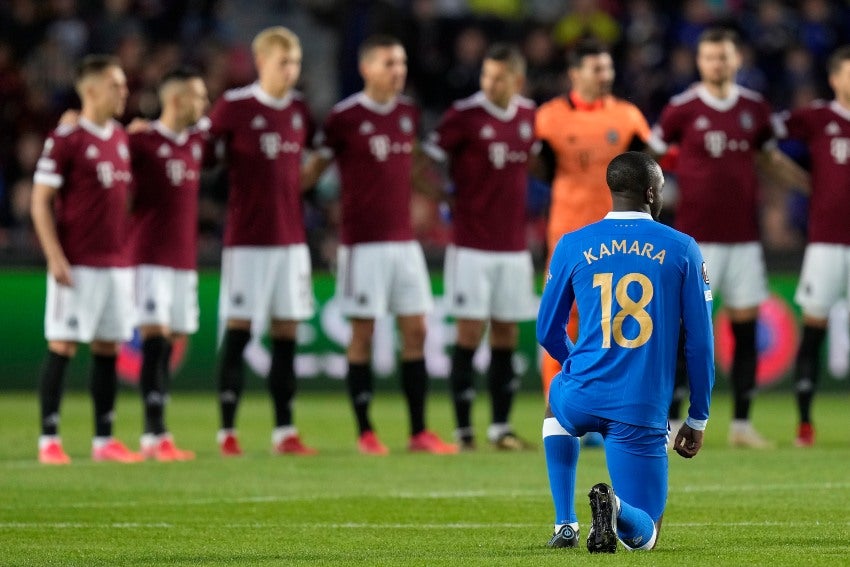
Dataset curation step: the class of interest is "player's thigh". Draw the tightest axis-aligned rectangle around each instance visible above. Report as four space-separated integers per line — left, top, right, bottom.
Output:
135 265 175 329
795 244 848 319
336 243 391 318
270 244 315 321
723 242 768 309
170 269 199 334
45 266 108 343
547 379 601 437
491 250 537 322
95 268 136 342
444 245 491 320
219 246 278 321
604 421 668 522
388 241 434 316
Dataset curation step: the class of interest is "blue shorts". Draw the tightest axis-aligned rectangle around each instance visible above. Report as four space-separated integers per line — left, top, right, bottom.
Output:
549 382 669 521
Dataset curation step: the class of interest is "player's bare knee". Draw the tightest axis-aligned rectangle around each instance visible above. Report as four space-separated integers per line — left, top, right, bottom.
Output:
270 319 297 339
226 318 251 331
48 341 77 358
90 340 119 356
455 319 485 348
489 320 518 349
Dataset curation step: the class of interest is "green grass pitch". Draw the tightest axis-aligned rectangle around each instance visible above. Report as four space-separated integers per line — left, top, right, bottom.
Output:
1 389 849 566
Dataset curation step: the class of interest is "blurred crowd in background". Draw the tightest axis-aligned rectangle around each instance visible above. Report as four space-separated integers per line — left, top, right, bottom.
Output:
1 0 847 269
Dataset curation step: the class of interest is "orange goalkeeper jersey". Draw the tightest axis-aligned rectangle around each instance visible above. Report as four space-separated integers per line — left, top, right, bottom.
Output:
536 93 651 247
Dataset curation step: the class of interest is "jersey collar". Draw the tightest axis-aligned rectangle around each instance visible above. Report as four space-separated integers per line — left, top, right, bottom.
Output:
79 117 115 140
251 83 294 110
358 92 398 115
829 100 850 122
568 90 606 111
152 121 189 145
475 91 518 121
604 211 653 220
696 84 740 112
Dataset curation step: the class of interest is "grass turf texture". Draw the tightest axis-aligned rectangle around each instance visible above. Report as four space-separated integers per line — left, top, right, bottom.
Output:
1 390 849 566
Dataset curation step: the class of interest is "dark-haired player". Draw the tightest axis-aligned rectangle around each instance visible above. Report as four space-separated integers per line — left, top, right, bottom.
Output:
303 35 457 455
31 55 141 464
423 43 536 451
128 68 209 461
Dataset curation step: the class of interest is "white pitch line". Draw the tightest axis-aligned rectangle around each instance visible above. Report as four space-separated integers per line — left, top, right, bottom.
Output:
1 521 849 530
1 482 848 512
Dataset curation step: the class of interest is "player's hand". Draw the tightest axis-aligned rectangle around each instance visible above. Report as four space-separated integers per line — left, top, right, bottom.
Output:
48 254 73 287
58 109 79 127
673 423 703 459
127 118 151 134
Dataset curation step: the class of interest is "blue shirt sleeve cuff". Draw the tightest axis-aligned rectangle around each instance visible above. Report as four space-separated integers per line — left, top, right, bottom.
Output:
685 416 707 431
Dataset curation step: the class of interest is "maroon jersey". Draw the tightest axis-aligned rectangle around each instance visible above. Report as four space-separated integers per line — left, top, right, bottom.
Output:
775 100 850 245
128 121 205 269
33 118 132 267
318 93 419 245
649 85 774 243
207 84 314 247
425 92 536 252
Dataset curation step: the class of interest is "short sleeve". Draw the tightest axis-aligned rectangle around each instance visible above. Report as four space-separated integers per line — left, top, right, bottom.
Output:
33 129 73 189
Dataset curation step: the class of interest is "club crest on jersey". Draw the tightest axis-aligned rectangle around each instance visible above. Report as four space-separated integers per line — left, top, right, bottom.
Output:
519 121 532 140
42 138 54 156
606 129 619 145
739 111 754 130
292 112 303 130
251 115 267 130
826 121 841 136
85 145 100 159
399 115 413 134
480 125 495 139
702 262 710 284
359 121 375 135
191 143 202 161
694 116 711 130
157 143 172 158
118 143 130 161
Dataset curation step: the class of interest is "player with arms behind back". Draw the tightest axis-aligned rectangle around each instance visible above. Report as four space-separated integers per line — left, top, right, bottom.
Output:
208 27 317 456
423 43 537 451
303 35 456 455
538 152 714 552
128 68 209 461
773 45 850 446
31 55 141 464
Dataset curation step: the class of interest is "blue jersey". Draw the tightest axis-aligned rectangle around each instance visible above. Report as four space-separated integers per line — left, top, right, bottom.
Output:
537 211 715 430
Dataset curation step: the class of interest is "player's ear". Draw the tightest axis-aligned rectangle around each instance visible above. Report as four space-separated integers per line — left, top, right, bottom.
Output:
645 186 655 205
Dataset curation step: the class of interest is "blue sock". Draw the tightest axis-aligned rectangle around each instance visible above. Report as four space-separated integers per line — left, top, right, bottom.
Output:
543 417 579 525
616 497 656 550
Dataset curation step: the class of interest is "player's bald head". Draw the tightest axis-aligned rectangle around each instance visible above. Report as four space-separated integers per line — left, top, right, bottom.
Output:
607 152 662 197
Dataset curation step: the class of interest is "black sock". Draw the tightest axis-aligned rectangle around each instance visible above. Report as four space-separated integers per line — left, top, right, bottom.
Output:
731 321 758 421
91 354 118 438
401 358 428 436
39 351 70 436
346 362 373 435
669 330 688 420
217 329 250 430
140 336 168 435
449 346 475 431
268 338 297 428
488 348 516 426
794 325 826 425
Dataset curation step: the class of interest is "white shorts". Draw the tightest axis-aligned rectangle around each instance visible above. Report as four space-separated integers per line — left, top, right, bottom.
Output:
336 241 433 318
134 265 199 334
45 266 135 343
795 243 850 319
444 245 537 321
219 245 315 323
699 242 767 310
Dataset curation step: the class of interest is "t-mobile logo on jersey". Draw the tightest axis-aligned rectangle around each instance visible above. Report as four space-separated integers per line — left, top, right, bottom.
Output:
488 142 528 169
96 162 130 188
259 132 300 159
166 159 187 186
703 131 750 157
369 135 413 162
830 137 850 164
